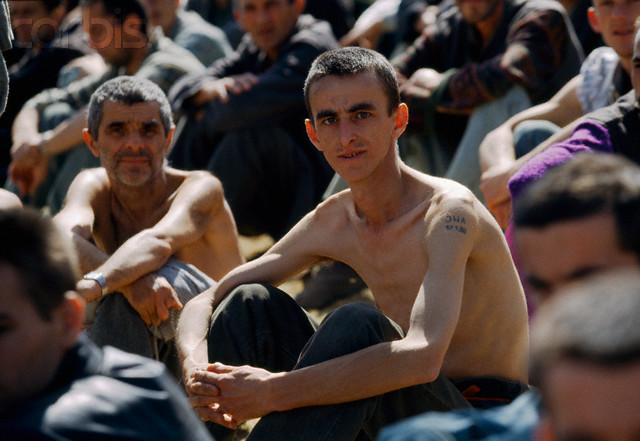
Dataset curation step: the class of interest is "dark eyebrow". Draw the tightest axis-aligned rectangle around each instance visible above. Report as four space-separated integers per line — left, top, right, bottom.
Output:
314 102 376 121
105 121 125 130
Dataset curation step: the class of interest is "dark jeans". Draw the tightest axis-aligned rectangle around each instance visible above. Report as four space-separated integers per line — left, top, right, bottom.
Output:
87 259 214 379
206 284 471 441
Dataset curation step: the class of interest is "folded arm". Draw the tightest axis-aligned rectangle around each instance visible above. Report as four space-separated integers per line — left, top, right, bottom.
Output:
183 197 477 427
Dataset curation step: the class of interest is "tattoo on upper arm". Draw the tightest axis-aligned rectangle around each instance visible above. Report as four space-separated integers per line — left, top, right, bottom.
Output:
444 215 466 234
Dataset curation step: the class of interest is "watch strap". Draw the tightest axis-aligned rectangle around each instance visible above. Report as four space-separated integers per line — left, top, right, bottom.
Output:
83 271 108 296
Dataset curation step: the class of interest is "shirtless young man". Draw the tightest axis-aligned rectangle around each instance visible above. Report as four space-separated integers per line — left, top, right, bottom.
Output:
177 47 529 441
53 76 244 377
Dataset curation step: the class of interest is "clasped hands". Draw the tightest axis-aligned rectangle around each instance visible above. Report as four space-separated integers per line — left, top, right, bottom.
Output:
184 362 277 429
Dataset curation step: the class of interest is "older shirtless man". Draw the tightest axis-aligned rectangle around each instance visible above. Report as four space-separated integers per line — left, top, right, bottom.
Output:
177 47 529 441
54 76 244 377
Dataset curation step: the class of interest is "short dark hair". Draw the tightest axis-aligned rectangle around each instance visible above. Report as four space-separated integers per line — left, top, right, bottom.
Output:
513 152 640 259
0 208 80 320
304 46 401 119
79 0 148 36
530 268 640 389
87 76 174 140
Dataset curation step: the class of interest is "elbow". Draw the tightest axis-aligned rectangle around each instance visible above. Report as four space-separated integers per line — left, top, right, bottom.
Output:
399 338 444 385
138 230 174 263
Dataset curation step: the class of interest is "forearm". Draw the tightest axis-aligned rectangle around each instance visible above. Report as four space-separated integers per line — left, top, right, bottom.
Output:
95 232 174 292
177 288 216 369
12 105 40 144
269 338 436 411
39 108 88 156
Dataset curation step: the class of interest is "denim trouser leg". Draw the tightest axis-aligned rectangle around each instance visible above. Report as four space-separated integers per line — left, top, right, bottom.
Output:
445 87 532 201
243 300 470 441
512 119 560 159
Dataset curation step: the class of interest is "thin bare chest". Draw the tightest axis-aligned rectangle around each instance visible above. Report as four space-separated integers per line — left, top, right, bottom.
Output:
347 226 428 328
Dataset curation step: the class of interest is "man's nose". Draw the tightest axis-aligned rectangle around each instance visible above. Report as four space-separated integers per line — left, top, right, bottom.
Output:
339 120 356 146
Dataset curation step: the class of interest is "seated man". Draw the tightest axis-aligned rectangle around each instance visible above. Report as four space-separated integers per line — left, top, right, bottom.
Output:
390 0 583 197
7 0 204 214
479 0 639 228
377 152 640 441
0 0 92 184
0 207 214 441
168 0 338 240
177 47 529 441
142 0 233 66
54 76 244 378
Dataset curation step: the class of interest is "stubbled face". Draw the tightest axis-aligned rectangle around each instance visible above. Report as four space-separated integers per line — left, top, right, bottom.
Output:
454 0 503 25
87 100 171 189
0 265 68 414
233 0 301 60
305 72 406 185
539 359 640 441
516 212 638 306
589 0 640 61
9 0 60 46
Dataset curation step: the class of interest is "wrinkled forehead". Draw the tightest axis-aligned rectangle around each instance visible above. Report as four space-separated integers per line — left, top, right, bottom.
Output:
99 100 163 125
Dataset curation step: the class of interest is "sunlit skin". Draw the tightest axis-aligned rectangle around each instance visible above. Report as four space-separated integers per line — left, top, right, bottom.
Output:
233 0 304 61
83 101 172 190
0 265 82 414
516 212 638 307
536 360 640 441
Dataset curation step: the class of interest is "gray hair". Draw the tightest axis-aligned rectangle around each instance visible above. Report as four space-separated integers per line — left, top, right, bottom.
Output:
87 76 173 140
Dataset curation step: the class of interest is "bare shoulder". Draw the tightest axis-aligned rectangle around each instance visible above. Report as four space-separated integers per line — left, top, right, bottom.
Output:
423 178 480 230
169 168 225 208
66 168 110 207
281 189 356 257
307 190 354 232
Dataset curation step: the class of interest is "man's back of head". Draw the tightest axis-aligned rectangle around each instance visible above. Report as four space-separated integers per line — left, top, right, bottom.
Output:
0 207 83 414
530 267 640 441
513 152 640 304
514 152 640 257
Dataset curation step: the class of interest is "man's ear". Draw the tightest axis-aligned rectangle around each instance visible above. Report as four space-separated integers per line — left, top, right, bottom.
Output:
587 7 601 34
305 119 322 151
165 126 175 155
392 103 409 140
60 291 86 348
294 0 306 14
83 129 100 158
